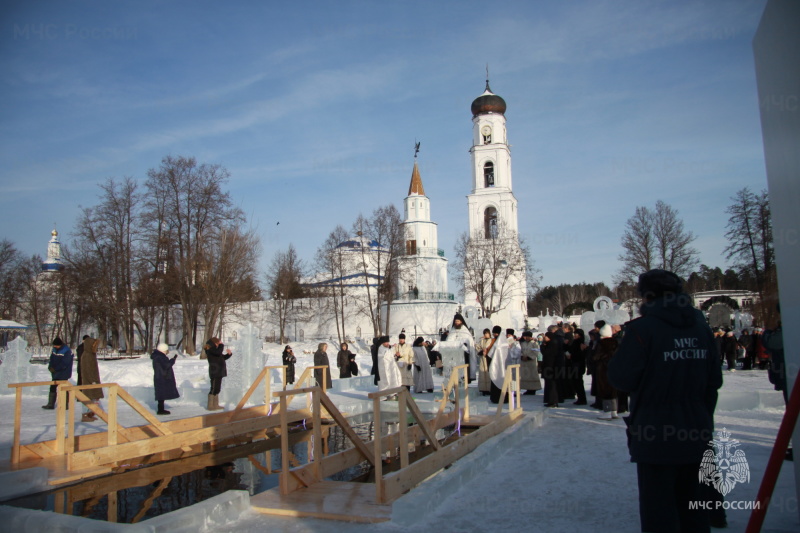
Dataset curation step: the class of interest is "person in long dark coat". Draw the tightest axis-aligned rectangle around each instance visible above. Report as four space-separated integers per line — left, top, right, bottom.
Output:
370 337 381 386
738 329 752 370
593 325 619 419
80 336 104 422
314 342 333 390
721 330 738 371
204 337 232 411
151 343 179 415
540 328 564 407
567 327 588 405
281 345 296 384
337 342 355 378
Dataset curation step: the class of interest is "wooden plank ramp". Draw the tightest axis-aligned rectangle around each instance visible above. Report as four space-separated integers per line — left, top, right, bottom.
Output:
251 481 392 523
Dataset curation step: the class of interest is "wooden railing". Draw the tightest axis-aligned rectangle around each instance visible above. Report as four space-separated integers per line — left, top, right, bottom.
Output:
367 386 445 503
293 365 328 392
272 385 377 496
8 380 69 463
225 365 287 422
433 363 470 430
7 365 299 469
496 364 522 416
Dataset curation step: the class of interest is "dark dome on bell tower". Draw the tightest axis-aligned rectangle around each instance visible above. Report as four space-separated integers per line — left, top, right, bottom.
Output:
471 80 506 117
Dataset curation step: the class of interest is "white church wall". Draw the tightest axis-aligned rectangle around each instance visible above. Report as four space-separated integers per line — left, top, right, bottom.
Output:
381 300 459 338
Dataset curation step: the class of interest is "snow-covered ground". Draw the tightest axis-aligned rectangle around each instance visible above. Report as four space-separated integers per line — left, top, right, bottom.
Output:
0 344 798 532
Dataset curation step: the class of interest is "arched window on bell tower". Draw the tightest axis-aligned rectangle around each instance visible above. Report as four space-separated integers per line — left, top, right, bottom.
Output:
483 162 494 188
484 207 498 239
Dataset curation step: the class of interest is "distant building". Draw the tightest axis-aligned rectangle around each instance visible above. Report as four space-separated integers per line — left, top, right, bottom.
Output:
691 290 759 312
383 157 458 335
395 158 452 301
41 228 64 272
464 78 528 328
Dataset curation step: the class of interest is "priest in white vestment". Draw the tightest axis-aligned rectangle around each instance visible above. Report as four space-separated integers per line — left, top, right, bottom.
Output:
377 336 402 398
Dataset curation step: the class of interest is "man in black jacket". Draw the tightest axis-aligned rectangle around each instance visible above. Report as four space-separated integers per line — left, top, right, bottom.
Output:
608 270 722 533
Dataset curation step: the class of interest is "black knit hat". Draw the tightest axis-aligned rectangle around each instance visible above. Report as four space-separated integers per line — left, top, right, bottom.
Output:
52 337 63 346
492 325 502 335
638 269 683 299
506 328 515 336
399 333 406 340
522 331 533 338
379 335 390 344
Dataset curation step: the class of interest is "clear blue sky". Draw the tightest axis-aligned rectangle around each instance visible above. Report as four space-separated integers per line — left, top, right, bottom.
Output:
0 0 770 290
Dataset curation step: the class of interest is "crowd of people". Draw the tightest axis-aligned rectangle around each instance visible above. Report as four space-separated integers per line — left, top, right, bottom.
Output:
36 266 791 533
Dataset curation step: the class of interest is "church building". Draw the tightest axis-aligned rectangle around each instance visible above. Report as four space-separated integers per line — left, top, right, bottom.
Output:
463 79 528 328
382 154 458 335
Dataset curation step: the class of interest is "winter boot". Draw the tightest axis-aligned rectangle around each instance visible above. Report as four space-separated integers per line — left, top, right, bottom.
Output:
207 394 223 411
213 394 224 410
598 399 615 420
42 389 57 410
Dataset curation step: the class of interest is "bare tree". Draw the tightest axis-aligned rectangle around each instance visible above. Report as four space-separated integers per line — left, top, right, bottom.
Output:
616 200 699 284
454 220 532 319
370 205 405 335
15 255 56 346
265 244 308 343
351 215 381 336
0 240 24 320
349 205 404 337
72 177 142 351
199 226 261 339
314 225 352 345
724 187 774 294
144 156 246 354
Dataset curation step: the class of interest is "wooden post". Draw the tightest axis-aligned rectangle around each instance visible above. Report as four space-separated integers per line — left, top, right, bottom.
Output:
398 389 409 469
54 490 65 514
279 394 289 495
312 387 322 479
265 368 271 406
373 395 384 503
107 491 118 523
108 385 118 447
12 387 22 464
55 385 66 454
67 390 76 469
462 365 470 422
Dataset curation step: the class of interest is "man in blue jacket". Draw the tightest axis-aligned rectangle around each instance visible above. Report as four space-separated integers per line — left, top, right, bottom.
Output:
42 337 74 409
608 270 722 533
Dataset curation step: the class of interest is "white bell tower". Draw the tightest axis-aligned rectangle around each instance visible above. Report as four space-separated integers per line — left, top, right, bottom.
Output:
467 78 518 239
464 76 528 325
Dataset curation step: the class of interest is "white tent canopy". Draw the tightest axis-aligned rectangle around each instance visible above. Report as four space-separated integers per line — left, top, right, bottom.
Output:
0 320 28 330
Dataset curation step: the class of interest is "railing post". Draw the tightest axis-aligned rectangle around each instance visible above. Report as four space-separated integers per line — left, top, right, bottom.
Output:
398 389 409 469
12 387 22 463
312 387 322 480
108 385 118 447
55 383 65 454
265 369 271 407
279 394 289 495
373 395 384 503
67 390 76 469
462 365 470 421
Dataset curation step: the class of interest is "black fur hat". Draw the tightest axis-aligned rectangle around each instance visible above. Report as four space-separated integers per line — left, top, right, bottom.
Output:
637 269 683 299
